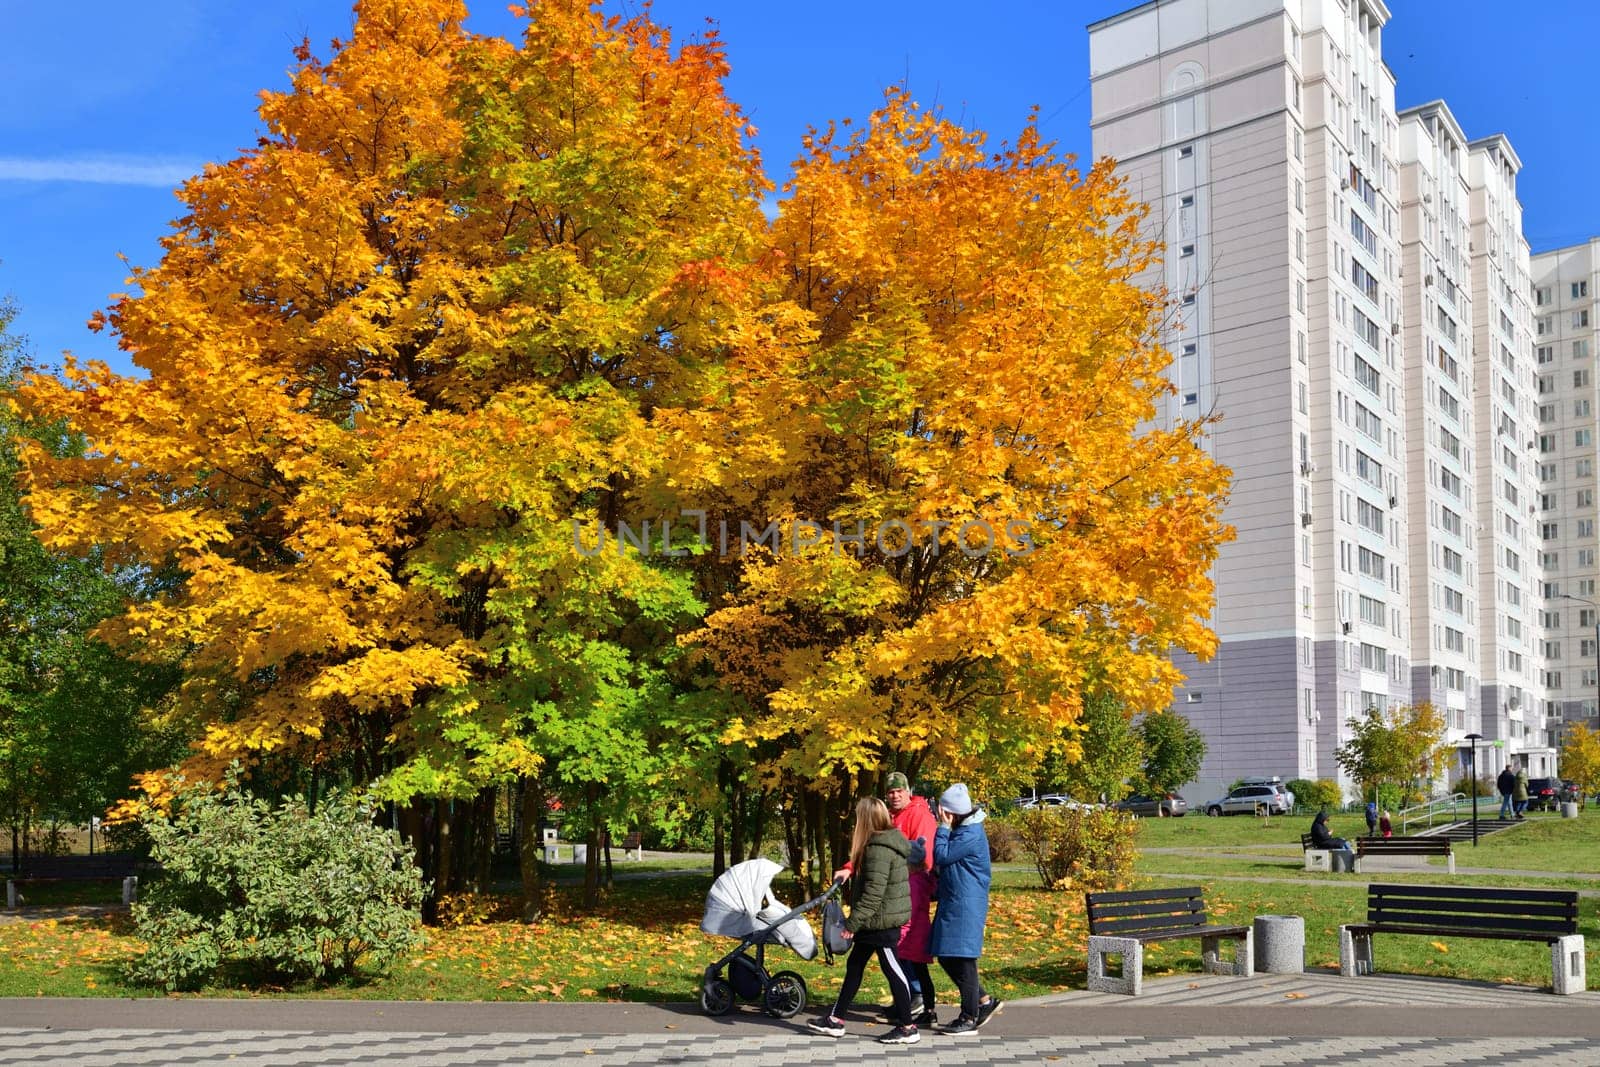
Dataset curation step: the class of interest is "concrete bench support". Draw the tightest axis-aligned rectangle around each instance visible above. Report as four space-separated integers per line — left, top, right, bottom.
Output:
1303 849 1331 872
1202 929 1254 977
1086 935 1143 996
1339 924 1373 977
1553 935 1587 995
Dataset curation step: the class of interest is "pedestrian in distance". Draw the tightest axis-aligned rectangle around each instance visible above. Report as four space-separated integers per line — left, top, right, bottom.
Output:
1496 765 1517 820
1309 809 1355 869
1379 810 1392 838
930 783 1002 1036
1513 766 1529 820
1365 799 1378 837
807 797 920 1045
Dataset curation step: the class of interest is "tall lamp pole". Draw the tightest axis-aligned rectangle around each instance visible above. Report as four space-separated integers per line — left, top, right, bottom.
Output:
1464 733 1482 846
1561 593 1600 743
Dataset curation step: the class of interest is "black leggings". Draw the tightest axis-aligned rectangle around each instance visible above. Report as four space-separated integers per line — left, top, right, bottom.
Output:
831 939 912 1025
904 959 935 1014
939 956 989 1021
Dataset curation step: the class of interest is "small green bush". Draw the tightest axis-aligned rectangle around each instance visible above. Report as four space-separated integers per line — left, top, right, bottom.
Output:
128 780 425 991
1012 807 1136 892
1450 775 1495 798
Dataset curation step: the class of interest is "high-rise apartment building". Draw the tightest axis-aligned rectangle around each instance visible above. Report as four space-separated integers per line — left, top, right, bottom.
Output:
1531 239 1600 741
1396 102 1479 751
1466 134 1553 774
1088 0 1555 797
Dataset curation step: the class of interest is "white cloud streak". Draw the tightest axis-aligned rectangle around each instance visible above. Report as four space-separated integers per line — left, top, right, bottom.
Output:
0 156 202 187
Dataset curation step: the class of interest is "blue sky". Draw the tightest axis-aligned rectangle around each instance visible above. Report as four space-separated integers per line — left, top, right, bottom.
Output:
2 0 1596 376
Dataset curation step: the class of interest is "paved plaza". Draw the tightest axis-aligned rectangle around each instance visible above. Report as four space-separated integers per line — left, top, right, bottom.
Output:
5 970 1600 1065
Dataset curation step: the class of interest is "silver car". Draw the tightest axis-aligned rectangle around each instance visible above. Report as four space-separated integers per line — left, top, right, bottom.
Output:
1203 784 1291 816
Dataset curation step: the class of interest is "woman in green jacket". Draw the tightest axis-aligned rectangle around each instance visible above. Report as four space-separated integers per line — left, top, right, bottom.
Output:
808 797 919 1045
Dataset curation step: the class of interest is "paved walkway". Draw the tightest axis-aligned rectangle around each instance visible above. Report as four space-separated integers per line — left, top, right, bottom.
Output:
5 970 1600 1064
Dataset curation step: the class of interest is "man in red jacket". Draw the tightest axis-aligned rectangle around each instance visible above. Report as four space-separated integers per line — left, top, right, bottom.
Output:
836 771 940 1026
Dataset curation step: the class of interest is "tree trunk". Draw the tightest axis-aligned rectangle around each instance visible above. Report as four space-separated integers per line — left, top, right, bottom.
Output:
517 776 545 920
582 784 601 908
780 790 802 883
436 798 455 899
746 788 770 862
602 827 613 889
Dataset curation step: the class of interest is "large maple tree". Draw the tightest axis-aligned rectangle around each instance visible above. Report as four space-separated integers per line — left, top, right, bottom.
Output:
20 1 1231 887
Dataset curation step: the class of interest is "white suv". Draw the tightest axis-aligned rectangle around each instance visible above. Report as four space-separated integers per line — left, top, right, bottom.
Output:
1204 784 1292 816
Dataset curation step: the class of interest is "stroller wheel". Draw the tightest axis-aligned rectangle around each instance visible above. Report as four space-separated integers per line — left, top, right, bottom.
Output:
763 970 807 1019
700 976 735 1016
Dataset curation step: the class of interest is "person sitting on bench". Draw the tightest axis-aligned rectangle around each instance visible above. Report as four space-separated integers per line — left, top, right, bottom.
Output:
1309 810 1354 866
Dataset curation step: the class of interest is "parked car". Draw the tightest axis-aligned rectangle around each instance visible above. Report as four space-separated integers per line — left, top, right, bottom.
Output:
1526 777 1563 812
1113 793 1188 818
1015 793 1100 811
1203 784 1292 817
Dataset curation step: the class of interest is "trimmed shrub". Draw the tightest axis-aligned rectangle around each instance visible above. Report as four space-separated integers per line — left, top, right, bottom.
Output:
1012 807 1137 892
1284 779 1316 812
1450 775 1495 799
128 782 425 991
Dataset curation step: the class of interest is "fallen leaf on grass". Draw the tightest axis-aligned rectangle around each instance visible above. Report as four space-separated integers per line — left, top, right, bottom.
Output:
1430 942 1450 953
1284 992 1309 1000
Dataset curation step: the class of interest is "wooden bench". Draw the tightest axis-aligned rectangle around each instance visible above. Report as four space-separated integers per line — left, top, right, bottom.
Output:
1085 886 1253 995
1354 835 1454 874
1340 883 1585 994
1300 832 1352 872
5 853 143 908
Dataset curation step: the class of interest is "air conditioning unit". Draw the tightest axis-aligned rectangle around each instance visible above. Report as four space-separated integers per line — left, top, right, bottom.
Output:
1301 512 1313 527
1341 178 1351 190
1342 621 1353 635
1300 461 1317 475
1423 192 1433 203
1424 274 1435 286
1391 322 1401 334
1388 494 1398 508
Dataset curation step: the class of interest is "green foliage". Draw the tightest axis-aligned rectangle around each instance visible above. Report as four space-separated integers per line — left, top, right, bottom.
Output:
1450 775 1495 799
0 306 183 848
1335 703 1448 805
1048 691 1143 804
1135 709 1207 795
128 778 425 991
1303 778 1344 810
1284 779 1315 812
1011 806 1137 892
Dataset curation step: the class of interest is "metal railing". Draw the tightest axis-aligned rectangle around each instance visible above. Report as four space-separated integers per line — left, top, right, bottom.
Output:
1399 792 1469 835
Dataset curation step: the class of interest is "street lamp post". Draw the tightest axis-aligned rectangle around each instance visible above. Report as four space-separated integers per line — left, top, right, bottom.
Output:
1464 733 1483 846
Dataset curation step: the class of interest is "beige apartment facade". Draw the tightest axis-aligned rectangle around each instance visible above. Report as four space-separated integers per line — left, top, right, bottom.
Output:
1532 239 1600 745
1088 0 1556 800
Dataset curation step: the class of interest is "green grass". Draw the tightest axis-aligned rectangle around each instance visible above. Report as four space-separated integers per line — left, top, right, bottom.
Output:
2 807 1597 1001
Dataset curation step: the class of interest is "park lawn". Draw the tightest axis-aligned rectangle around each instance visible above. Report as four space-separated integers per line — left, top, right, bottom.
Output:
4 863 1597 1001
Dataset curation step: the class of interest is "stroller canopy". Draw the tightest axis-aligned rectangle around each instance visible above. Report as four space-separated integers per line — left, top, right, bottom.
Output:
701 858 818 960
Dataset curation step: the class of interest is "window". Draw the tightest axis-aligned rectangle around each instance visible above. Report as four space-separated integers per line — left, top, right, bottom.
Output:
1180 194 1195 207
1179 144 1194 158
1536 286 1552 306
1577 340 1593 360
1442 546 1463 576
1358 546 1386 580
1293 127 1303 160
1440 507 1462 536
1579 459 1594 478
1576 310 1591 329
1296 229 1305 261
1538 345 1555 365
1181 243 1195 257
1297 381 1308 413
1579 489 1595 509
1186 690 1201 701
1578 399 1593 418
1183 292 1197 306
1297 279 1306 311
1579 429 1593 448
1354 353 1381 394
1575 281 1590 299
1576 370 1591 389
1183 392 1198 405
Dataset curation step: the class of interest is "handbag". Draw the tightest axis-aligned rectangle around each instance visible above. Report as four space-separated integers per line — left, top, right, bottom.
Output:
822 895 851 955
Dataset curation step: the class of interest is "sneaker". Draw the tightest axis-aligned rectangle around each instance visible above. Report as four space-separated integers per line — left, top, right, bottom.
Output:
975 998 1004 1029
939 1015 978 1036
914 1009 938 1028
807 1015 846 1037
877 1025 920 1045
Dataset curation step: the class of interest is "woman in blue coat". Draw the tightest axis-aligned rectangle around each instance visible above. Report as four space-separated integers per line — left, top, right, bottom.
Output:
929 783 1002 1035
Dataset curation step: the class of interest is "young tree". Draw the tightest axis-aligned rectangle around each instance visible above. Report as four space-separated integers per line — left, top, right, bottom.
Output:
1044 691 1144 804
1335 703 1447 807
1136 709 1208 796
1560 724 1600 810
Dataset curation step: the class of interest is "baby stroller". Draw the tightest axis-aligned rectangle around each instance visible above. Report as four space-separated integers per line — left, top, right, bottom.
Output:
699 858 843 1018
